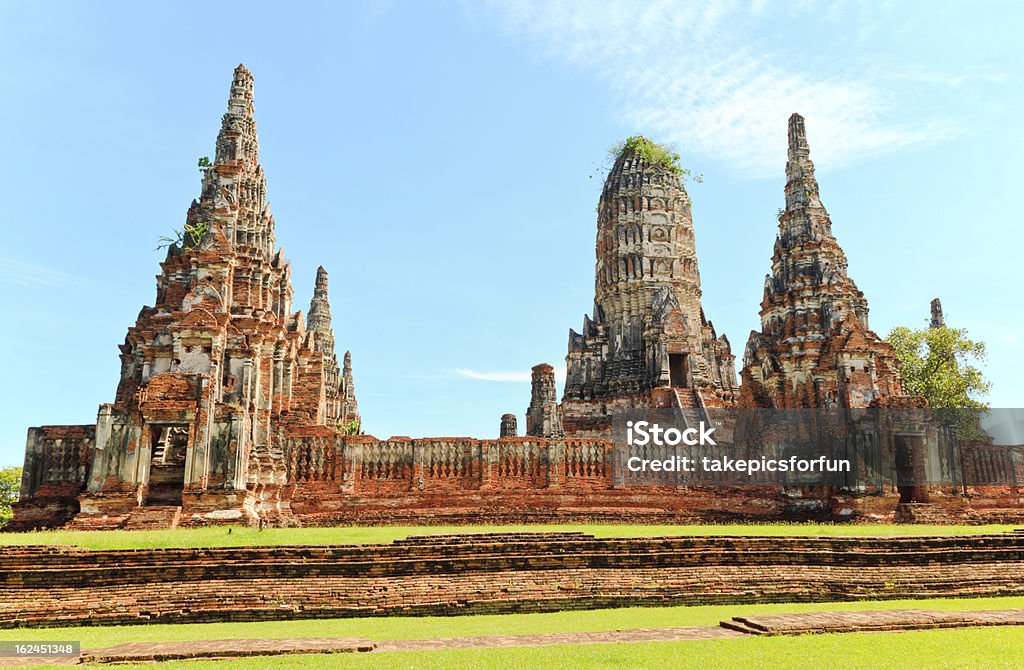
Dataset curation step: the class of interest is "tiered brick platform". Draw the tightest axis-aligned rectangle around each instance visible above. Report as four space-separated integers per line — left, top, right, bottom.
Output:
3 610 1023 667
2 533 1023 629
721 608 1024 635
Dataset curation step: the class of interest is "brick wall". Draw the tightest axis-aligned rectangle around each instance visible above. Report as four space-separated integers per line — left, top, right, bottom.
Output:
8 426 95 530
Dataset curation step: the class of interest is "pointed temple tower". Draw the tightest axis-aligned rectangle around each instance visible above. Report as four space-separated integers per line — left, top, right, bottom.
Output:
560 139 738 435
930 298 946 329
306 266 360 430
14 66 359 529
739 114 904 409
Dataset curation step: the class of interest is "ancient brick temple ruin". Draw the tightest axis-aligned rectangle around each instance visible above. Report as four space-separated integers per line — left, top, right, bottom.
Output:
739 114 907 410
560 144 738 436
13 66 360 530
10 68 1022 530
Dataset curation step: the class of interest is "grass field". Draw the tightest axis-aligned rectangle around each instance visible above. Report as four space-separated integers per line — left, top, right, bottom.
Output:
0 522 1018 550
47 628 1024 670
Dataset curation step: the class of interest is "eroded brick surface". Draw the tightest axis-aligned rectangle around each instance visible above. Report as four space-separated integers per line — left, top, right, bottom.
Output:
11 65 360 531
2 533 1024 629
560 145 738 438
739 114 906 411
723 608 1024 635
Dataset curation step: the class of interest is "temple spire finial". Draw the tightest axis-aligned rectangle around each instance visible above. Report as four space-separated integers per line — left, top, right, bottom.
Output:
341 351 360 429
214 65 258 166
307 267 335 357
227 64 255 118
930 298 945 328
788 112 809 160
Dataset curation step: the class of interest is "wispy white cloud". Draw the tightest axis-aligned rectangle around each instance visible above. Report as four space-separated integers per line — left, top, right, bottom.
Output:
886 68 1010 88
456 368 530 382
456 366 567 384
0 256 80 287
475 0 967 176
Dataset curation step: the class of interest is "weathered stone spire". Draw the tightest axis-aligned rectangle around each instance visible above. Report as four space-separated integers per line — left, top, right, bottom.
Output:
217 64 257 163
787 112 810 161
194 63 276 260
930 298 945 329
342 351 360 428
560 136 738 434
307 266 335 357
527 364 564 438
781 112 833 248
739 114 904 409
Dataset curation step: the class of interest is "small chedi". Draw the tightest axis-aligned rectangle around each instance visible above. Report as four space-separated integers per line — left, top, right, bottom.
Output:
11 67 1022 530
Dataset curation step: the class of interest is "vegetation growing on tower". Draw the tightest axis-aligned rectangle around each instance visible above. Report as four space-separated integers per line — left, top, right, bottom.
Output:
608 136 695 180
155 220 211 252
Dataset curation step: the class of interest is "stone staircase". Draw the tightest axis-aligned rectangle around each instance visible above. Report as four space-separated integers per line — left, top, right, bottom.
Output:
672 388 707 429
64 513 130 531
719 609 1024 636
124 506 181 531
3 533 1024 629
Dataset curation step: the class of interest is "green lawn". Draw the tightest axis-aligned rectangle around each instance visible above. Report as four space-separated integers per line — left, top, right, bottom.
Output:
0 522 1018 550
2 597 1023 648
62 628 1024 670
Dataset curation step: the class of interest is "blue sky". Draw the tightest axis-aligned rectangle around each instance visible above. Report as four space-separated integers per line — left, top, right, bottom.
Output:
1 1 1021 465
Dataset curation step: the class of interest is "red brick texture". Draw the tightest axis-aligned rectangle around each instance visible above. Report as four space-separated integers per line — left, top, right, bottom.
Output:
2 532 1023 629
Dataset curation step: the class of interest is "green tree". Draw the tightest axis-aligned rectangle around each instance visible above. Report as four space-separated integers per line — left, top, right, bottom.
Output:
0 465 21 528
887 325 991 410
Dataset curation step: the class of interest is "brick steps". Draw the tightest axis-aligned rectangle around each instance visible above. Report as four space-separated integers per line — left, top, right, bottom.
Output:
1 534 1023 577
3 566 1023 629
124 506 182 531
720 608 1024 636
2 533 1024 629
63 514 130 531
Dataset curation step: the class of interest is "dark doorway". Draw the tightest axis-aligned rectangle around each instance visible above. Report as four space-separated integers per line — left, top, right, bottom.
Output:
895 434 929 503
147 425 188 506
669 353 688 387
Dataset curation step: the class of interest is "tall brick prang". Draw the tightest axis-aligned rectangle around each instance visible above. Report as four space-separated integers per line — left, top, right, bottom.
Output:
739 114 905 410
560 138 738 435
12 65 360 530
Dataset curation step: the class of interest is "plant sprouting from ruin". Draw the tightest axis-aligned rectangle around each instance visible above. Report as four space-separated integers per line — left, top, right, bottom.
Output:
343 419 361 436
198 156 212 171
156 219 212 252
607 136 702 183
